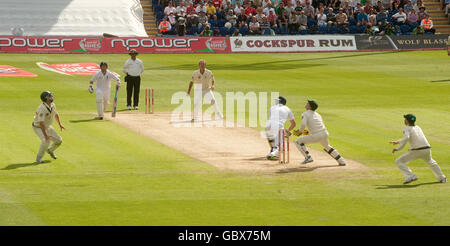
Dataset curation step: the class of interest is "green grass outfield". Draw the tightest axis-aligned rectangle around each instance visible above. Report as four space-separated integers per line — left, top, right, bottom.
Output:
0 51 449 225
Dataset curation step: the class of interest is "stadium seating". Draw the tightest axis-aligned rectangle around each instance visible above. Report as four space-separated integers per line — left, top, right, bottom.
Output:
0 0 147 36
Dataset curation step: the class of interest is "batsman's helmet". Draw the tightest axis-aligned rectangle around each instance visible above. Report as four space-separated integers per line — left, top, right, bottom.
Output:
403 114 416 123
278 96 287 105
99 61 108 67
40 91 53 102
307 99 318 111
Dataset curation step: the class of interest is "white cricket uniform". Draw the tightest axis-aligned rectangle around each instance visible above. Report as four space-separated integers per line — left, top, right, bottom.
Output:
90 70 120 117
295 110 345 165
394 125 445 181
191 68 222 120
265 104 294 151
32 103 62 160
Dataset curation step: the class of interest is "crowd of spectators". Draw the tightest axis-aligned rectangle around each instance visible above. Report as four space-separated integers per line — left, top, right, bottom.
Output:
152 0 438 36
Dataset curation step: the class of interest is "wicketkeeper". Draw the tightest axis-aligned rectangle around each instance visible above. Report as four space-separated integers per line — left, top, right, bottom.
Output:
32 91 65 163
293 99 346 165
390 114 446 184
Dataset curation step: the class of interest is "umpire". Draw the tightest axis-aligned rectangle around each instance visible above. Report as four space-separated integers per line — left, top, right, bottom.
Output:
123 49 144 110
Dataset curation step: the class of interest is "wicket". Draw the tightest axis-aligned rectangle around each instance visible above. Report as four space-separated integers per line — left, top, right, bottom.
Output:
278 129 290 164
145 88 154 114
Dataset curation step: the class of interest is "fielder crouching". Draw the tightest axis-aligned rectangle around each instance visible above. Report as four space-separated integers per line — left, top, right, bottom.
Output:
294 99 346 166
32 91 65 163
390 114 446 184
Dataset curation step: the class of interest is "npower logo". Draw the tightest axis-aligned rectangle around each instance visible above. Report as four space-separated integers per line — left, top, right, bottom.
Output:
111 38 200 50
0 37 73 48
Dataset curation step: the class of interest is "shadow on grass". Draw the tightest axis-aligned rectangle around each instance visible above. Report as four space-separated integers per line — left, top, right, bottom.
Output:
375 182 441 189
70 118 103 123
1 160 51 170
276 165 340 173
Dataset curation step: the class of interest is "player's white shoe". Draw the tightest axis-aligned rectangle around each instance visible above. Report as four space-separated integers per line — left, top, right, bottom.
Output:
440 177 447 183
134 106 138 110
301 156 313 164
35 158 44 164
403 175 418 184
127 106 132 110
47 150 57 159
338 158 346 166
267 148 279 160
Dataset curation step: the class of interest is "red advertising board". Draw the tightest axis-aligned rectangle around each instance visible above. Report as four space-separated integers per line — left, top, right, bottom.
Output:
0 36 231 54
0 65 37 77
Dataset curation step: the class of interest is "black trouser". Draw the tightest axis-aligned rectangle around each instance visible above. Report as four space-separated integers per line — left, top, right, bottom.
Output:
126 75 141 107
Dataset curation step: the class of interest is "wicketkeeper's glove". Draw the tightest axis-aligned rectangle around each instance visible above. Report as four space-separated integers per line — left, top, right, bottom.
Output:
88 86 94 94
293 129 309 136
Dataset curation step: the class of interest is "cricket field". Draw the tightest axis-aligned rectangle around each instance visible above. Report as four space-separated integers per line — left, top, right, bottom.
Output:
0 51 449 225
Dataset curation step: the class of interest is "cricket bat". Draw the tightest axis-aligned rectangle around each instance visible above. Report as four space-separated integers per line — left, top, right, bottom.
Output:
111 85 119 117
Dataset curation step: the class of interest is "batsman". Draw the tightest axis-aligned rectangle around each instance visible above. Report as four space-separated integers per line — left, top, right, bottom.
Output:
265 96 296 160
293 99 346 165
89 62 121 120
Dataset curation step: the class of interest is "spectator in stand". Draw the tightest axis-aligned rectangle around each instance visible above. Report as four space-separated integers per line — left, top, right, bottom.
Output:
177 1 187 15
186 3 199 29
356 7 369 27
417 6 427 23
263 3 275 15
288 10 299 33
354 3 362 17
233 28 242 36
363 1 373 14
298 10 308 30
262 0 272 8
420 13 435 34
374 0 383 12
260 16 272 35
285 2 296 15
234 2 244 14
330 0 342 9
327 7 337 26
407 8 418 28
256 7 266 22
391 0 401 12
342 1 354 17
196 2 207 14
368 8 377 27
317 7 328 27
226 9 238 26
223 1 233 14
403 0 413 13
376 6 387 25
413 0 424 12
275 2 285 15
245 2 258 17
175 17 187 36
237 9 249 24
336 8 349 27
249 16 261 35
158 17 172 34
177 9 187 19
279 9 289 34
304 1 315 18
206 2 217 17
164 2 177 16
212 0 223 9
168 12 177 26
267 9 278 27
295 0 303 12
200 24 214 36
198 11 209 28
392 7 407 25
